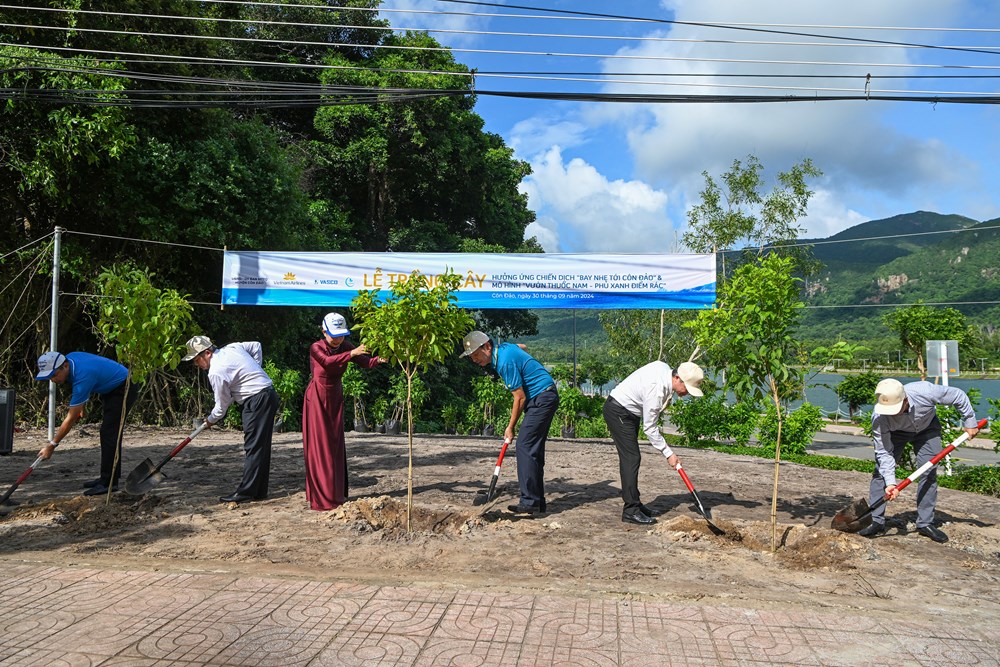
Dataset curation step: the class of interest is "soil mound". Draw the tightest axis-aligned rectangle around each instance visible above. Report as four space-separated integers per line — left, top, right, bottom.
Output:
330 496 472 537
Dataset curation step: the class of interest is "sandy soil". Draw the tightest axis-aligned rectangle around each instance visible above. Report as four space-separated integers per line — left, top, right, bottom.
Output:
2 427 999 625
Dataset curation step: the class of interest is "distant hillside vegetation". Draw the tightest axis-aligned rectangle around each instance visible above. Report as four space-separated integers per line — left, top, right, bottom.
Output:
519 211 1000 361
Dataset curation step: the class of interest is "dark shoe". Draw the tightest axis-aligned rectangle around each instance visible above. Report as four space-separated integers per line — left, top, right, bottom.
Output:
917 525 948 543
507 503 542 516
622 510 656 526
82 478 104 489
83 483 118 496
857 522 887 538
639 503 662 517
220 493 256 504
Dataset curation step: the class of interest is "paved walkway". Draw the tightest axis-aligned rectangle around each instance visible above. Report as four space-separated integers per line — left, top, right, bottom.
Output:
1 563 997 666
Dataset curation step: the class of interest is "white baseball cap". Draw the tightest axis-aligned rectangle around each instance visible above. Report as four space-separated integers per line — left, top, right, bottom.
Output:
36 351 66 380
874 378 906 415
676 362 705 397
182 335 214 361
323 312 350 338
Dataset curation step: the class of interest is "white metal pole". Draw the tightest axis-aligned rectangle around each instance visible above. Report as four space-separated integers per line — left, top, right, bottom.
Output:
47 227 62 440
939 342 949 387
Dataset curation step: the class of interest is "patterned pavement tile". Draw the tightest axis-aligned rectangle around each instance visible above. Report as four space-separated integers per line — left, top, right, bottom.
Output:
618 618 715 659
0 574 71 606
342 597 449 637
450 591 535 609
208 619 336 666
99 657 196 666
516 643 618 667
109 585 215 620
709 622 822 665
122 615 250 664
36 611 171 657
151 572 238 591
292 579 379 601
414 637 522 666
619 601 704 624
313 630 425 666
892 635 1000 666
268 594 365 632
620 650 724 667
370 586 457 604
522 597 618 653
175 588 287 625
223 576 311 596
0 608 79 650
432 600 531 644
0 648 105 667
51 581 145 614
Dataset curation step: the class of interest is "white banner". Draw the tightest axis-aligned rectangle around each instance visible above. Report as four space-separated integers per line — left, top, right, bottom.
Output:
221 252 715 310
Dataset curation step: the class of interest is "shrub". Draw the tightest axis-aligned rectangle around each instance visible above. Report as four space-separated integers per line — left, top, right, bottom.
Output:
576 416 610 439
719 400 761 447
667 393 726 445
756 403 825 456
940 465 1000 497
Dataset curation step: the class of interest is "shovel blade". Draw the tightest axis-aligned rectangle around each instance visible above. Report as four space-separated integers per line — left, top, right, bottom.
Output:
831 497 873 533
124 458 165 495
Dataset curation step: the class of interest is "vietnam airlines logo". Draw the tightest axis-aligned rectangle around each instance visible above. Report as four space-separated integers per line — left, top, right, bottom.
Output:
273 271 305 286
283 272 296 281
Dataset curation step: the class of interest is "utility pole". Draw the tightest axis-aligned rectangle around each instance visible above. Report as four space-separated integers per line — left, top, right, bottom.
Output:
48 226 63 439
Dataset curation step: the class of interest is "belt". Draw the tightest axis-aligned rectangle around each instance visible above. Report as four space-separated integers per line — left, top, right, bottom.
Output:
542 384 557 393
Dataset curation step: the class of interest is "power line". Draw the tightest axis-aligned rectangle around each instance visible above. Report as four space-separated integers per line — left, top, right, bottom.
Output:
0 231 55 262
8 22 1000 73
8 4 999 53
65 230 224 253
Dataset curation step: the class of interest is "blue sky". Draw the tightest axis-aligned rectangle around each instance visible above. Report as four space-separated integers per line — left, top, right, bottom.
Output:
381 0 1000 252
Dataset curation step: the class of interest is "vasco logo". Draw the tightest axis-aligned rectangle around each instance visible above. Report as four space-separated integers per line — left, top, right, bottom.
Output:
315 279 340 285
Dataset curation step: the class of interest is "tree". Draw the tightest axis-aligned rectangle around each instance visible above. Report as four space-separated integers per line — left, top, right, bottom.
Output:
835 372 881 420
598 310 697 376
91 264 195 499
687 254 806 551
352 270 474 530
810 341 869 372
883 303 971 379
683 155 822 277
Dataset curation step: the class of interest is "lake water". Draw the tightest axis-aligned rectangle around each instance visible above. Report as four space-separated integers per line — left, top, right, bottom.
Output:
798 373 1000 418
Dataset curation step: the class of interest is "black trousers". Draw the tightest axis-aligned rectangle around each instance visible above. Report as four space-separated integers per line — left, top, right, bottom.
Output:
235 386 279 499
99 380 139 485
603 396 644 512
515 386 559 508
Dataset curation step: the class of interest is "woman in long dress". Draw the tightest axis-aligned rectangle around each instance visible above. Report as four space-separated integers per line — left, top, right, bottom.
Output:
301 312 382 510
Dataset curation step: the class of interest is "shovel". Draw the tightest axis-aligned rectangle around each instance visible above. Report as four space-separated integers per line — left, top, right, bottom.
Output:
832 418 988 532
473 438 510 506
124 422 207 495
674 462 725 535
0 445 55 507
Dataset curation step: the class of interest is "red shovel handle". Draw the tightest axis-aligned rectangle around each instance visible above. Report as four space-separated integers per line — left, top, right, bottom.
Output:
893 418 988 494
675 463 696 493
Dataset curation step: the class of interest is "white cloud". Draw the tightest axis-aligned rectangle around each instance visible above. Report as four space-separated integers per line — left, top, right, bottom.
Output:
519 147 675 252
509 117 588 159
378 0 504 46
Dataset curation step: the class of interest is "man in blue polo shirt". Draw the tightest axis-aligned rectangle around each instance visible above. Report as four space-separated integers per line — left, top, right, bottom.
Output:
461 330 558 516
35 351 138 496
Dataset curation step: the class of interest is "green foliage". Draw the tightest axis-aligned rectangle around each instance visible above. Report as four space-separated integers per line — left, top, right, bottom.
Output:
342 364 369 426
688 255 805 407
575 416 611 439
469 375 511 431
988 399 1000 446
811 341 869 370
352 269 474 529
939 465 1000 497
92 264 194 384
757 403 825 456
263 360 304 431
599 310 697 374
718 400 761 447
387 372 429 424
935 387 981 446
834 371 881 418
668 394 726 445
883 303 971 379
557 387 589 429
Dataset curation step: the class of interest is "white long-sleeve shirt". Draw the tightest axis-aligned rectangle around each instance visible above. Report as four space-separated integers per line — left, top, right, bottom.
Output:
609 361 676 458
206 342 273 424
871 381 977 486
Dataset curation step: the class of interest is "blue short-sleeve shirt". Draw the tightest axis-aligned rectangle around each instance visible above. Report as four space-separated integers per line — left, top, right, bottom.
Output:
492 343 554 400
66 352 129 407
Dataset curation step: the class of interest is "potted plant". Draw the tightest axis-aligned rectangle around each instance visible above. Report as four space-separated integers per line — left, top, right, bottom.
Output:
342 364 370 432
472 375 507 437
441 403 462 435
557 386 588 438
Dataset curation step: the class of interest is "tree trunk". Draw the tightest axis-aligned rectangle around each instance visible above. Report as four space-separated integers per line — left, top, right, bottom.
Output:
769 377 783 552
406 369 414 533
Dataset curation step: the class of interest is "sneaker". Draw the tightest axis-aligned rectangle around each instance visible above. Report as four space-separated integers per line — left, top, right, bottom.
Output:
917 525 948 543
857 522 887 538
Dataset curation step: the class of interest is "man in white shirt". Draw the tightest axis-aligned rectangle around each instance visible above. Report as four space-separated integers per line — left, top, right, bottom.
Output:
603 361 704 525
183 336 279 504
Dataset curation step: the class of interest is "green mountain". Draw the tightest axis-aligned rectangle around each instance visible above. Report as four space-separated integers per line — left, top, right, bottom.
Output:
520 211 1000 361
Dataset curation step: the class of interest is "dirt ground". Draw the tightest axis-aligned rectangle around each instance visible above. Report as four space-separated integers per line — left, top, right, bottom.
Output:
2 427 999 627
